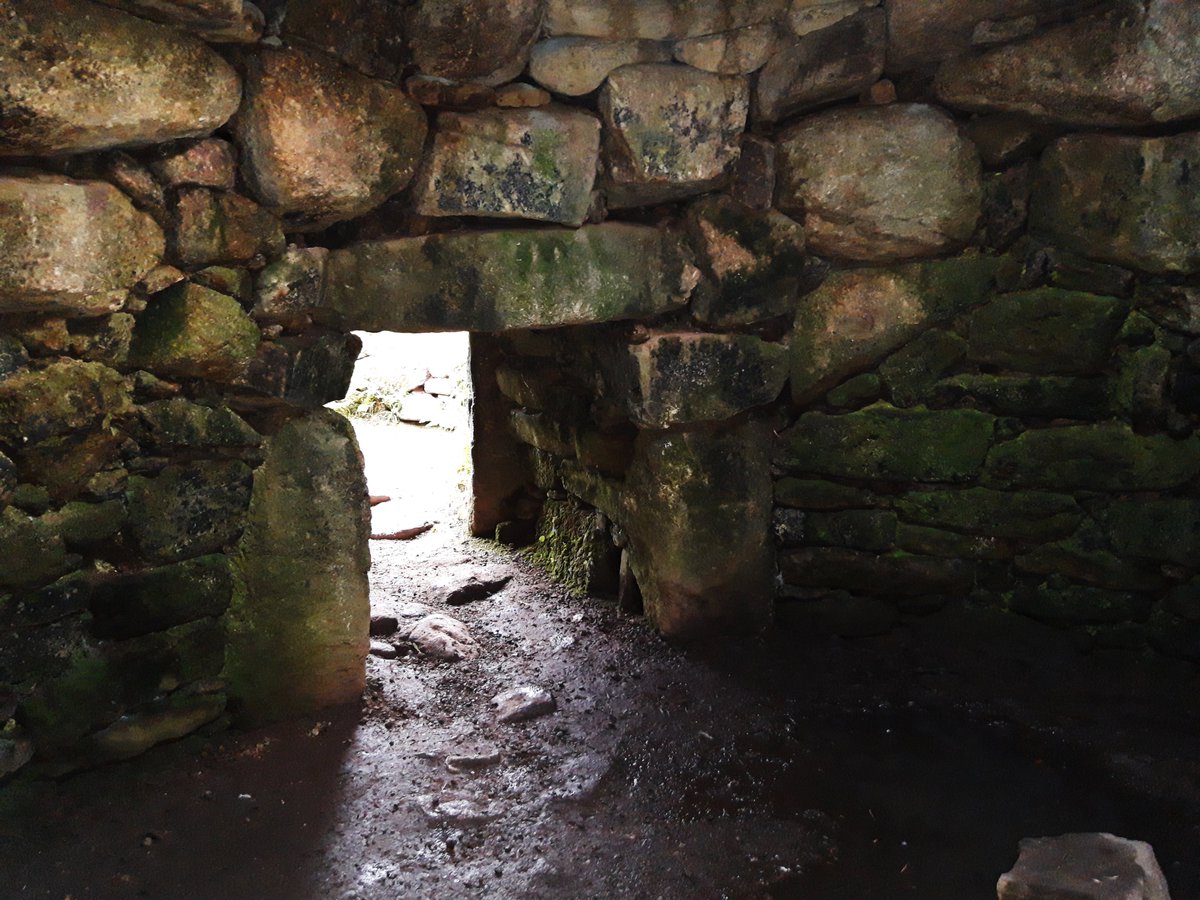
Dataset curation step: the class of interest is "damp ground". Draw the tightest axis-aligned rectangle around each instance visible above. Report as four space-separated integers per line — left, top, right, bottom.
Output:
3 421 1199 899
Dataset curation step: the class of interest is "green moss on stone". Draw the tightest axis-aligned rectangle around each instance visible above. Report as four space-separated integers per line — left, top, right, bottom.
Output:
896 487 1082 542
129 282 260 383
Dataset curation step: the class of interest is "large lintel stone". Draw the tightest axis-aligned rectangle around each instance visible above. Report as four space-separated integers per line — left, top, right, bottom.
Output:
321 224 696 332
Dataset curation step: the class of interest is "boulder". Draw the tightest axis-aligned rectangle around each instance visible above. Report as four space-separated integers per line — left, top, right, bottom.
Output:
129 283 261 383
93 0 264 43
1030 132 1200 276
686 194 809 327
252 246 329 329
321 224 696 332
623 423 775 639
0 508 69 590
754 9 885 123
790 256 997 404
126 460 254 562
984 425 1200 491
544 0 787 40
936 1 1200 128
167 188 285 268
776 104 982 262
225 410 371 724
529 38 671 96
237 333 362 409
997 833 1171 900
492 686 555 722
673 22 779 75
232 47 428 231
407 613 479 661
496 84 552 108
89 555 240 640
0 175 163 316
149 139 238 191
410 0 543 85
777 404 997 483
600 64 749 208
0 0 241 156
0 360 131 446
415 107 601 226
281 0 406 79
885 0 1100 73
967 289 1129 375
600 331 789 428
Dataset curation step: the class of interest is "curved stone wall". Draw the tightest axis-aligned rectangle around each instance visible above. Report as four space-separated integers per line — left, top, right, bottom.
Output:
1 0 1198 777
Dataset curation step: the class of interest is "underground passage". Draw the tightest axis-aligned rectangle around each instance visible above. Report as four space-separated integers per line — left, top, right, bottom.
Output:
2 0 1200 895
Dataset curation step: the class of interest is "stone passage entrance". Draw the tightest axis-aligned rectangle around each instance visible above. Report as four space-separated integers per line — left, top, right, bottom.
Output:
3 0 1200 783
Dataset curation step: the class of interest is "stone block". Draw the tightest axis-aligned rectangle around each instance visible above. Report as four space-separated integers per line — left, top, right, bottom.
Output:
775 509 898 551
237 333 363 409
1101 499 1200 568
281 0 405 79
167 188 285 269
600 64 749 208
129 283 261 383
777 104 982 262
780 547 975 596
544 0 787 40
879 329 968 408
225 410 371 724
410 0 543 85
126 460 254 563
997 833 1170 900
601 331 789 428
932 374 1111 421
936 1 1200 128
896 488 1082 543
0 0 241 156
1007 586 1153 627
529 38 671 96
1031 132 1200 275
755 9 886 123
252 247 329 329
415 107 601 226
0 175 164 316
0 508 69 590
674 22 779 76
686 195 809 327
94 0 263 43
233 47 428 230
0 360 131 448
984 425 1200 491
134 398 261 451
791 256 997 403
90 555 240 640
777 405 997 484
150 139 238 190
774 477 878 511
321 224 695 332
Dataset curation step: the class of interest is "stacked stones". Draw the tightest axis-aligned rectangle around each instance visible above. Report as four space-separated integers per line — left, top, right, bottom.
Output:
2 0 1199 776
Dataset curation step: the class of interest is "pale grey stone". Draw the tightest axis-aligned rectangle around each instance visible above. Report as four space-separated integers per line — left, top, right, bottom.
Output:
492 685 555 723
673 22 780 75
997 833 1171 900
529 38 671 97
407 614 479 661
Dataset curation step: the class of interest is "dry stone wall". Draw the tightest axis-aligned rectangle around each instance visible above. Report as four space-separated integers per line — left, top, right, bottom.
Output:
2 0 1198 778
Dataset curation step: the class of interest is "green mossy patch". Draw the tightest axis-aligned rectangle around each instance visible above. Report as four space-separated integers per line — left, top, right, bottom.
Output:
880 329 968 407
0 359 131 446
0 507 69 590
528 497 616 596
895 488 1082 542
90 555 239 640
134 398 261 451
126 460 253 563
932 374 1111 420
129 282 260 383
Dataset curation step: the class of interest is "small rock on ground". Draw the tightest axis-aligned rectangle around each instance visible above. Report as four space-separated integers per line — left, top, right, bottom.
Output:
407 613 479 661
413 792 500 826
997 832 1171 900
446 749 503 772
492 686 556 723
444 575 512 606
368 640 399 659
369 614 399 636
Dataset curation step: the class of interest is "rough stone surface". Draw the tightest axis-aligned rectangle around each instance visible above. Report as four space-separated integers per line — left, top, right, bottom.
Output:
687 195 809 327
936 2 1200 128
967 289 1129 375
544 0 787 40
281 0 405 79
0 360 131 446
0 176 164 316
252 246 329 329
1030 133 1200 276
150 139 238 191
778 405 997 483
896 489 1082 543
997 832 1171 900
238 333 361 410
984 425 1200 491
407 614 479 661
232 48 428 230
167 188 285 268
95 0 263 43
321 225 695 332
225 411 371 724
0 0 242 156
529 38 671 96
776 104 982 262
602 332 789 428
129 283 261 383
673 23 778 75
410 0 543 85
492 685 555 723
415 107 601 226
791 257 997 404
90 555 239 640
126 460 253 563
886 0 1099 73
623 423 774 639
755 9 886 123
600 64 749 208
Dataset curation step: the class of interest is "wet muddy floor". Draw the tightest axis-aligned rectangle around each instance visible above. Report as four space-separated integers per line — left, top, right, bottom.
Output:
3 422 1199 899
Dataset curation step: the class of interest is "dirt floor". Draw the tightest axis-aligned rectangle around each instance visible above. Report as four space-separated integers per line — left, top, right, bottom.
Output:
2 421 1199 899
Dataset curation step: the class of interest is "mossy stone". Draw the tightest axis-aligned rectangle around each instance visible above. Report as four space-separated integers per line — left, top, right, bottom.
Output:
90 555 240 640
774 477 878 511
791 256 996 403
1015 535 1165 593
85 691 225 765
0 507 68 590
126 460 253 563
1007 583 1152 626
49 500 126 548
0 359 131 446
1111 345 1172 425
129 282 261 383
226 410 370 725
777 404 996 483
135 398 260 451
827 374 882 409
983 424 1200 490
880 329 968 408
779 509 898 552
1100 498 1200 568
528 497 617 596
779 547 975 596
932 374 1111 420
895 523 1011 560
967 288 1129 374
896 488 1082 542
16 432 125 505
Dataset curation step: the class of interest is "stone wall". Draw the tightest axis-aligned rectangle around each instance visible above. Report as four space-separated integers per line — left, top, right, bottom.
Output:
2 0 1199 777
